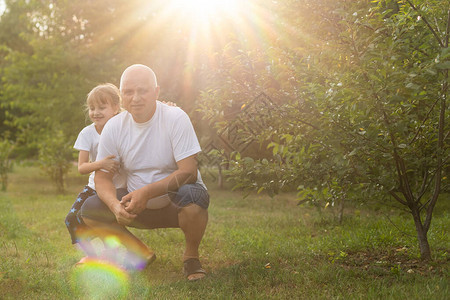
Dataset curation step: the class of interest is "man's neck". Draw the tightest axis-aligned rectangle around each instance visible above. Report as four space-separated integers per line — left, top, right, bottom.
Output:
131 102 157 123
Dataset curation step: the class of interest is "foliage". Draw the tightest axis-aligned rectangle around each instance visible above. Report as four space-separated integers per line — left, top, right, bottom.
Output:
0 1 129 158
38 130 74 193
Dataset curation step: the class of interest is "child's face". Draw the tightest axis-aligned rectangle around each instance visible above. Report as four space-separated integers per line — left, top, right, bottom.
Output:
88 102 119 129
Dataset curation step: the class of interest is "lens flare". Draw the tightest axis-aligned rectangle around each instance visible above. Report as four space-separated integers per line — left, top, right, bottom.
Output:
74 229 153 272
71 258 130 299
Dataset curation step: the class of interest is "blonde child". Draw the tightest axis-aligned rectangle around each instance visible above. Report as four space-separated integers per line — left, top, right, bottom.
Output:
65 83 123 260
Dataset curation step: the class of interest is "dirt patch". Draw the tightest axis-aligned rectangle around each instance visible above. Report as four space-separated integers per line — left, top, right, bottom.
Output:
330 247 449 277
0 277 24 297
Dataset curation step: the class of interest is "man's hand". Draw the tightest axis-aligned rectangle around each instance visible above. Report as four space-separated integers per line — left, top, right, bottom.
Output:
100 155 119 173
120 188 148 215
111 201 137 226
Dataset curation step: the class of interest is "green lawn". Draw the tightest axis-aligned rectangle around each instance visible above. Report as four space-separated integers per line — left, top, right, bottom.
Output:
0 164 448 299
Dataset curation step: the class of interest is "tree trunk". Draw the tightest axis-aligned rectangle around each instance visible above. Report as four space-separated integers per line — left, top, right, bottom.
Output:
411 208 432 261
1 173 6 191
338 197 344 224
217 163 223 189
56 166 65 194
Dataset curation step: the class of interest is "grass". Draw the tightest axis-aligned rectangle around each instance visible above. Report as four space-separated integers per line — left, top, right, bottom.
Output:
0 164 449 299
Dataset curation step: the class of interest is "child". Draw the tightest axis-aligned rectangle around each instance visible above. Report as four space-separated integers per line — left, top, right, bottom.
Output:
65 83 124 262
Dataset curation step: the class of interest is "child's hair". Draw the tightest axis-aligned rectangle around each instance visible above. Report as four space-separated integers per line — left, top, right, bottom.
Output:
85 83 121 111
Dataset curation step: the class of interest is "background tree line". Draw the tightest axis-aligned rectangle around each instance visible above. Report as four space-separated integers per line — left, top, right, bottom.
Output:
0 0 448 260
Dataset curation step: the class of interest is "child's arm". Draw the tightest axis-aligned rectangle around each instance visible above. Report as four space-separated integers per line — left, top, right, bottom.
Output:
77 150 119 175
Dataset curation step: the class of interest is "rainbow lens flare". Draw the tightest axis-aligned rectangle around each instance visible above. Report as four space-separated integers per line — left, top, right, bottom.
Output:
71 228 154 298
71 258 130 299
75 228 152 272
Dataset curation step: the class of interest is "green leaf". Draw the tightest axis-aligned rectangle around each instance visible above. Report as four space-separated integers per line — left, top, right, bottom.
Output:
436 61 450 70
405 82 420 90
440 48 450 60
348 148 358 156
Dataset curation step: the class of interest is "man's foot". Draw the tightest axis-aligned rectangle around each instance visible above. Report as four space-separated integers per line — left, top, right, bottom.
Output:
183 258 206 281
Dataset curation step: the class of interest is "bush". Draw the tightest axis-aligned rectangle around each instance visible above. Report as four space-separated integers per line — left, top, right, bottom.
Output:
38 130 74 193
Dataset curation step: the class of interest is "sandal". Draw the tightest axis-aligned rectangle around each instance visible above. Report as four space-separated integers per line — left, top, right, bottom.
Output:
183 258 206 281
146 253 157 267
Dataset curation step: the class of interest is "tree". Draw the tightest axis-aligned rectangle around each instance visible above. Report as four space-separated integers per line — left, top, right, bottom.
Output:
0 0 116 158
38 130 73 193
317 0 449 260
197 0 449 260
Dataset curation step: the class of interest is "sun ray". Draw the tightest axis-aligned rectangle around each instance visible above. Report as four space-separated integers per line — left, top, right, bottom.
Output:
170 0 241 22
102 0 292 107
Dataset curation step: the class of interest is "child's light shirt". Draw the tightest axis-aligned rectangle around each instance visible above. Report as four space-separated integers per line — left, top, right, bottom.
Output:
74 123 126 190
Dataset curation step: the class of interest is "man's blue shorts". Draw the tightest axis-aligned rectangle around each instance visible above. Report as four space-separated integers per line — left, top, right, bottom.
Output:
79 183 209 229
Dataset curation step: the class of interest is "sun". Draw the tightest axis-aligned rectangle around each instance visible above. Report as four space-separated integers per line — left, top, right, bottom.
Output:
170 0 241 22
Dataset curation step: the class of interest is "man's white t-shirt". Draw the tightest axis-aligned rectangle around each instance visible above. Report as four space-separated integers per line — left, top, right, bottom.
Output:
96 101 205 193
74 123 126 190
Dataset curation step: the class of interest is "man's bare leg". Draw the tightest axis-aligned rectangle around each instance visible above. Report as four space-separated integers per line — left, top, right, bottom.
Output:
178 204 208 280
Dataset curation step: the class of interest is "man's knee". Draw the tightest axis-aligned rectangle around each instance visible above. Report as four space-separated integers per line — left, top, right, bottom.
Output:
78 194 112 224
171 184 209 209
78 188 127 224
178 203 208 231
180 202 208 215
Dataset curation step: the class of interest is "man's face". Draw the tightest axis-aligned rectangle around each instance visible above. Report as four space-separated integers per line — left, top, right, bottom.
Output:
121 68 160 123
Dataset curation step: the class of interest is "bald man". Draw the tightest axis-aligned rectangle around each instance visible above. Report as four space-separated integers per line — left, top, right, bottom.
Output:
80 64 209 281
